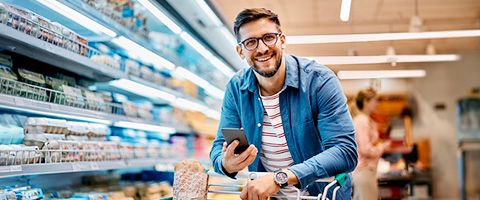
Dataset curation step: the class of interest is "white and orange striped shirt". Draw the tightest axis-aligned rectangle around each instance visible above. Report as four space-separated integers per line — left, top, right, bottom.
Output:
260 91 299 197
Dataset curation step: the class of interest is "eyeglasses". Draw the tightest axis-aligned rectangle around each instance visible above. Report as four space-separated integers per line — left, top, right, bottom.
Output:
239 32 282 51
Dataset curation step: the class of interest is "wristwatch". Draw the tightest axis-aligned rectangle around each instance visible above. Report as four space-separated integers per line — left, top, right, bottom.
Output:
273 170 289 188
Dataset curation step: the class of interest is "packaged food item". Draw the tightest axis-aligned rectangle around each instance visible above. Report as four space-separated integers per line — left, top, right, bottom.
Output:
83 90 106 112
44 140 81 163
90 55 120 70
23 133 65 148
62 85 85 108
125 59 140 77
45 76 67 104
173 160 208 200
0 145 41 165
122 101 138 117
24 117 68 134
66 121 89 141
140 66 155 82
16 68 48 101
137 103 153 120
87 123 109 141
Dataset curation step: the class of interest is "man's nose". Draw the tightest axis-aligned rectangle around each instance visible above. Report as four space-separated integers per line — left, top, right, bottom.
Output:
256 39 269 53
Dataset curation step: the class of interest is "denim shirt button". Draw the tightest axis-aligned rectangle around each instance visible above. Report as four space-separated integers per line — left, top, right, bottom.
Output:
257 123 261 127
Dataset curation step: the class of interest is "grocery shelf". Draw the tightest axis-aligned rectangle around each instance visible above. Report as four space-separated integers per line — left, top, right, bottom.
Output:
0 93 192 133
62 0 179 64
0 23 127 81
0 158 181 178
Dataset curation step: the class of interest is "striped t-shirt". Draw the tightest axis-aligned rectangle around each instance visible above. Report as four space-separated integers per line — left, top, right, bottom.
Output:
259 91 299 197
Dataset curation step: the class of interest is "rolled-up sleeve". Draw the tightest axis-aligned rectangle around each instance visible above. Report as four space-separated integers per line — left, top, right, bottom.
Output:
289 71 358 189
209 79 242 177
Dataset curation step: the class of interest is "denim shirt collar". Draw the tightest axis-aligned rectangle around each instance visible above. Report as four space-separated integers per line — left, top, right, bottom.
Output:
240 54 299 93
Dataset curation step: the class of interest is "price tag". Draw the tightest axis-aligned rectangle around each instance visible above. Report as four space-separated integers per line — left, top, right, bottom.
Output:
0 95 14 105
33 101 50 110
72 163 92 171
43 43 56 54
0 165 22 173
90 162 99 170
15 98 26 107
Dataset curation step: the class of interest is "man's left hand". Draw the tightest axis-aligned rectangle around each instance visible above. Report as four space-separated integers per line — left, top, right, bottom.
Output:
240 173 280 200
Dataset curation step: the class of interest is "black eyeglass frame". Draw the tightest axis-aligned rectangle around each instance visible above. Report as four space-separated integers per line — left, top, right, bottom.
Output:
238 32 283 51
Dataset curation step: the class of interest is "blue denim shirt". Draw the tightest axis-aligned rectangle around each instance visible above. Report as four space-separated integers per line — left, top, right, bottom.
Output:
210 54 357 199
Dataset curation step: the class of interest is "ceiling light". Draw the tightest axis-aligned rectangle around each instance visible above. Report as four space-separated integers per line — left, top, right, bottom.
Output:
195 0 223 26
287 29 480 44
340 0 352 22
111 36 175 70
426 42 436 55
180 32 235 77
337 70 426 79
174 67 225 100
137 0 182 34
306 54 460 65
109 78 176 103
113 121 176 133
37 0 117 37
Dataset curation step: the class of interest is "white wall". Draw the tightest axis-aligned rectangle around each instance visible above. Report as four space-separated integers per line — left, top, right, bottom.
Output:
410 51 480 199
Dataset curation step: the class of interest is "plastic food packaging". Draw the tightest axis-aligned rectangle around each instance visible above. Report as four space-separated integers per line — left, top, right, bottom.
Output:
173 159 208 200
62 85 85 108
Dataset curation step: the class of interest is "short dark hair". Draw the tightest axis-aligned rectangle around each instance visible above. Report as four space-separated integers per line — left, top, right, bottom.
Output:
233 8 281 42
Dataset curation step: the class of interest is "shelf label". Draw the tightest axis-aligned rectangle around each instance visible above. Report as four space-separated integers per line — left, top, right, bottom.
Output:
90 162 99 170
14 98 26 107
0 95 14 105
72 163 92 171
0 165 22 173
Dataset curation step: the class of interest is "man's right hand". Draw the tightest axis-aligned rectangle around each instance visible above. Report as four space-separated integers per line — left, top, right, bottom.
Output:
221 140 258 174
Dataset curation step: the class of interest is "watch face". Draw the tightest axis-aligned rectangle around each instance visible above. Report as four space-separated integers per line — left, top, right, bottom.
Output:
275 172 288 184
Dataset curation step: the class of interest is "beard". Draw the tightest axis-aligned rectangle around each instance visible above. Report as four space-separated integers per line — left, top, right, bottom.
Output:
251 51 282 78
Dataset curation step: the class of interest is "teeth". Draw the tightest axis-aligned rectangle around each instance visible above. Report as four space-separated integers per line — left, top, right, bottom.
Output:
256 55 273 62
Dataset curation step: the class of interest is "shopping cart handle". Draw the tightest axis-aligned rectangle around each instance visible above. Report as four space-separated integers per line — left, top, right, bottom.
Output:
334 173 348 186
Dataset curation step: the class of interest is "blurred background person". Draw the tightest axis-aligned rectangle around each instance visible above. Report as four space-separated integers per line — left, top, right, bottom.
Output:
351 88 390 200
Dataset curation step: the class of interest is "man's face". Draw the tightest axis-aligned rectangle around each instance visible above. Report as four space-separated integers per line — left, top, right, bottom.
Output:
236 18 286 78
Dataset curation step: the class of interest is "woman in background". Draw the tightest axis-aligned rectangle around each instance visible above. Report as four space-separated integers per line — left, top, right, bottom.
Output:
351 88 390 200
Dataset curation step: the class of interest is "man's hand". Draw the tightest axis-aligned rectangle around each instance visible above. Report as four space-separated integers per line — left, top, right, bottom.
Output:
222 140 258 174
240 173 280 200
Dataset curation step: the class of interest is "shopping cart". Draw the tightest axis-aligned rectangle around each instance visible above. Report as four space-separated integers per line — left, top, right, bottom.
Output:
165 170 349 200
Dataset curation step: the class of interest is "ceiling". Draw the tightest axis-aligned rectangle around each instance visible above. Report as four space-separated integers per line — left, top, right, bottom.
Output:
210 0 480 70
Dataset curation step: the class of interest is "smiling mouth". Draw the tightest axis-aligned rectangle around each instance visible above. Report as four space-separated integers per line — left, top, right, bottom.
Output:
255 54 274 62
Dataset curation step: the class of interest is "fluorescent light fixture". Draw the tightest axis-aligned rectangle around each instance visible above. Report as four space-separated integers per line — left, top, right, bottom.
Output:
220 27 238 48
180 32 235 77
114 121 176 133
287 29 480 44
180 32 212 58
173 98 221 120
37 0 117 37
195 0 223 26
174 67 225 99
137 0 182 34
340 0 351 22
0 104 112 125
112 36 175 70
306 54 460 65
337 70 426 79
109 78 176 102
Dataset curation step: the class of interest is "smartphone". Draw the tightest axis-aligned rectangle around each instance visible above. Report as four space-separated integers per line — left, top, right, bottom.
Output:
221 128 250 154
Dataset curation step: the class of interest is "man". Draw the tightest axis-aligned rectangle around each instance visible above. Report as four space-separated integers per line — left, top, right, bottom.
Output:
209 8 357 200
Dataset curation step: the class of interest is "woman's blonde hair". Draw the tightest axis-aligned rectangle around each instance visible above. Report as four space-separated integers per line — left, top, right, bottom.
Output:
350 88 378 118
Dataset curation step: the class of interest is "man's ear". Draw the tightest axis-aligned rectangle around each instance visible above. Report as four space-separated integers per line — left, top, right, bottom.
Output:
236 45 245 59
280 34 286 49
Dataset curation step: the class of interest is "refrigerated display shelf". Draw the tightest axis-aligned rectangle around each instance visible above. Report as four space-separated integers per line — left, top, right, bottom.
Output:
63 0 179 64
0 23 126 81
0 93 191 133
0 158 179 178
